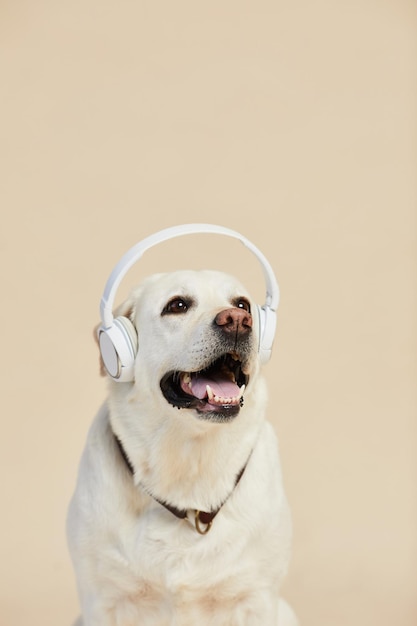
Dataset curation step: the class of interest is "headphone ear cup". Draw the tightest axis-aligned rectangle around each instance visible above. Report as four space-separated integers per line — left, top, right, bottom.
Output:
116 316 139 355
98 316 138 382
257 305 277 365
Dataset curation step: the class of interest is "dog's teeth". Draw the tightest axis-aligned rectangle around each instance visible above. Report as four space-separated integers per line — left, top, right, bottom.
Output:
206 387 244 406
238 384 246 398
183 373 191 384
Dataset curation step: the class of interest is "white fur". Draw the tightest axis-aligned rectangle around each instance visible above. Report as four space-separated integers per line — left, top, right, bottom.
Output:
67 270 298 626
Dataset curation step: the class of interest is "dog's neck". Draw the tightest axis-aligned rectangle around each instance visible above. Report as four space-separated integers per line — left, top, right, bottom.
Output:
108 377 267 516
113 433 250 534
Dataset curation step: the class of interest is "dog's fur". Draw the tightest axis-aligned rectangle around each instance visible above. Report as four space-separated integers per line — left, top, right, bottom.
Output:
67 269 297 625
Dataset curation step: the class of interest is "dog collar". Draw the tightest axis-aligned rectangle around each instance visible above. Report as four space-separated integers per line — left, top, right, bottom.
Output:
114 434 248 535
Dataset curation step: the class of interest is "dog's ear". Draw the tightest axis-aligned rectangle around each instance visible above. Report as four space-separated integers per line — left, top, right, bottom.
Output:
93 300 136 378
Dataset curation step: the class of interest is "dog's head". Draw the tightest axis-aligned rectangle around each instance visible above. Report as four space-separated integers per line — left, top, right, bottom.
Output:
99 270 264 424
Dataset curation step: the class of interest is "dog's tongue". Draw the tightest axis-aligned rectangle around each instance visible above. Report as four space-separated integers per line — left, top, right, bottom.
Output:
189 374 240 400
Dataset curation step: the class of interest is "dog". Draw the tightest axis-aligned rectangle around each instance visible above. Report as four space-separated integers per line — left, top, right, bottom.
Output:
67 268 298 625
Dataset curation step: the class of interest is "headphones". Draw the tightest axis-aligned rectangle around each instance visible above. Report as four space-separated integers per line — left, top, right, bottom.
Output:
98 224 280 382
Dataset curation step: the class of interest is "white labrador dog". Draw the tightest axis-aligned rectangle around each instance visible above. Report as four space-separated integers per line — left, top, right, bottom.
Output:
67 269 297 626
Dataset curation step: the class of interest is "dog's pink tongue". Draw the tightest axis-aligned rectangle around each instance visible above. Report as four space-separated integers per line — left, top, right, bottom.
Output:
190 375 240 400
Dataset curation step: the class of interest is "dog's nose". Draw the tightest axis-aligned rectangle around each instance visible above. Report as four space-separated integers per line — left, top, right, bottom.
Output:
215 308 252 335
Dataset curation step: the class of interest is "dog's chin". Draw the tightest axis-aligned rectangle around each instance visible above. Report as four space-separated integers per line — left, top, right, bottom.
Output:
161 393 242 424
195 405 241 423
160 352 249 424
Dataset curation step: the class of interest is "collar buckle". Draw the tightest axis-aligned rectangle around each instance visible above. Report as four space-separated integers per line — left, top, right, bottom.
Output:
194 509 214 534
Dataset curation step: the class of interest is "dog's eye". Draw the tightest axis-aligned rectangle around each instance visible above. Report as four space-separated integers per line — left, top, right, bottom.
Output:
234 298 251 313
162 297 191 315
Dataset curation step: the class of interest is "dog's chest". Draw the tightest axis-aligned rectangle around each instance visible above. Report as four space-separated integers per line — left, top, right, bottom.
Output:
107 502 250 583
98 506 281 624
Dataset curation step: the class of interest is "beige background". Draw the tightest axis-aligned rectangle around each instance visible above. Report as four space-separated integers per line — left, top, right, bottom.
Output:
1 1 416 625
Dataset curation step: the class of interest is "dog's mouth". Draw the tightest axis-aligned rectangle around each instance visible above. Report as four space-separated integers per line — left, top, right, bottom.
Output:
160 352 249 421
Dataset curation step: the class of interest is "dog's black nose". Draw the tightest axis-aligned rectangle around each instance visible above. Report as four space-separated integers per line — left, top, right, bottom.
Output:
215 308 252 336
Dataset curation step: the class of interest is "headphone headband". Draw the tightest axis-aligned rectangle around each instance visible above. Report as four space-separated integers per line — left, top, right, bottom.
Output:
99 223 279 329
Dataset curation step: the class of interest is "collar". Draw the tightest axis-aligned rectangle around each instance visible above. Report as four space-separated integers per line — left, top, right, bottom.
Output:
114 435 248 535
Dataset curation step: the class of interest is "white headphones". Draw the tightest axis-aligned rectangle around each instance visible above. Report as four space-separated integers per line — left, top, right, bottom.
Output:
98 224 280 382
